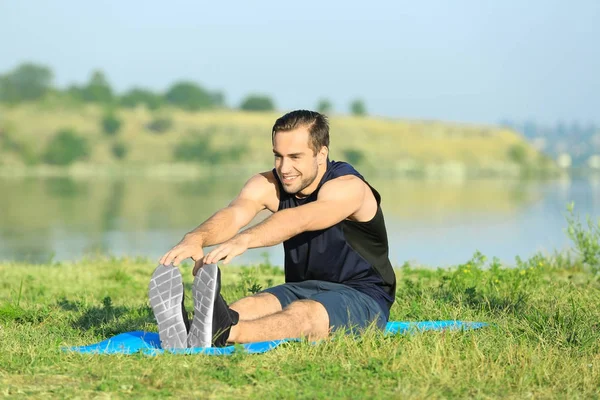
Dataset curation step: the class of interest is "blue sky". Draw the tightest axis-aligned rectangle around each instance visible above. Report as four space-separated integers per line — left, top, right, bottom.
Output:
1 0 598 124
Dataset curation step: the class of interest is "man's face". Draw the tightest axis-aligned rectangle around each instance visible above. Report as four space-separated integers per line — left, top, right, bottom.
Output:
273 126 320 195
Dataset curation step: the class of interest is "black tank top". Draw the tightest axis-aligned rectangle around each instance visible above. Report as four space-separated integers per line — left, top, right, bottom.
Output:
272 160 396 316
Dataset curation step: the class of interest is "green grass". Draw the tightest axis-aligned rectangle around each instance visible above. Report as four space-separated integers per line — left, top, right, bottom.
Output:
0 250 599 398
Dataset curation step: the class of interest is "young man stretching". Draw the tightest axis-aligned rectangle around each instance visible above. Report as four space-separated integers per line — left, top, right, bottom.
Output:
151 110 396 348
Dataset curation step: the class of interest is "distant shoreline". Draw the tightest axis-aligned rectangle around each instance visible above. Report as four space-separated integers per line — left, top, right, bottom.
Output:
0 162 574 180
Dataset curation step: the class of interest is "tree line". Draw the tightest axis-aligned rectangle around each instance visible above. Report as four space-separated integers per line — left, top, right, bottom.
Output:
500 119 600 167
0 63 368 115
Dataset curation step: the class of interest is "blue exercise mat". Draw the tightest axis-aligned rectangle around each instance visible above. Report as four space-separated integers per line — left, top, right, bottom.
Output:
64 321 487 356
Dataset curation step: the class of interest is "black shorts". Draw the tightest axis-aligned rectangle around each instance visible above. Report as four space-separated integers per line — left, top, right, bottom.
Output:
262 280 387 333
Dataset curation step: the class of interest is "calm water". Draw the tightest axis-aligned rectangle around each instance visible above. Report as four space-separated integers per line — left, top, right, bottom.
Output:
1 175 599 267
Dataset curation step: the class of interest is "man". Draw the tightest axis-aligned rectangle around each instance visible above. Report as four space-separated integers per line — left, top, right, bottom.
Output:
152 110 396 349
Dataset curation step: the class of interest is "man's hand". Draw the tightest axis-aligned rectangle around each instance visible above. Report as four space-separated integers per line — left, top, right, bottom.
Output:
160 233 205 269
203 234 250 265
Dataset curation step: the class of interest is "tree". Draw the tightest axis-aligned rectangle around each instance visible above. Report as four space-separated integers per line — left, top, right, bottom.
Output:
66 84 84 101
350 99 366 116
146 116 173 134
343 148 365 165
240 94 275 112
507 144 528 165
120 87 163 110
101 112 122 136
174 133 247 163
43 129 90 165
111 141 128 160
80 70 113 103
316 98 332 114
0 63 53 103
165 81 215 111
210 91 226 108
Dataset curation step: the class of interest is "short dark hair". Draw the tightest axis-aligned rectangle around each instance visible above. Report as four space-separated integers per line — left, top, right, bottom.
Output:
271 110 329 155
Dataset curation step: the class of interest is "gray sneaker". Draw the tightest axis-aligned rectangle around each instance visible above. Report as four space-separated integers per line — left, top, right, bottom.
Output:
188 263 239 348
148 264 189 349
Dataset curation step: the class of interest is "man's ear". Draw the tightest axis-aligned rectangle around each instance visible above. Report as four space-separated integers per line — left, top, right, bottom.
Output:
318 146 328 164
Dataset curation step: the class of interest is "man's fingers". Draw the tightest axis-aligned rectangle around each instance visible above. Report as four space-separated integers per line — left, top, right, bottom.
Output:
160 252 173 266
171 251 190 267
161 247 184 266
159 251 172 265
206 247 227 265
204 252 215 265
204 249 219 265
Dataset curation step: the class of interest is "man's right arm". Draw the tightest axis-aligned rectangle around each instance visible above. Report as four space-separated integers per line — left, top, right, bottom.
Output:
159 172 277 267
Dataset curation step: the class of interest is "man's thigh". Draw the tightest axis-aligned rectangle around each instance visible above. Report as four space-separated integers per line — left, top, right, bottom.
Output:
233 281 323 321
260 280 322 309
229 292 282 321
309 283 387 333
263 280 386 333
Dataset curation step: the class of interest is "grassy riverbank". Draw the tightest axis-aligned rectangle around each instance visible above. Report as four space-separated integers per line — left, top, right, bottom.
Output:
0 104 557 178
1 247 599 398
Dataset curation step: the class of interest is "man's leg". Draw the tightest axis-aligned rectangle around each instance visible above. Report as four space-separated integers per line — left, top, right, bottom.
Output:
188 269 384 347
229 292 282 321
228 299 330 343
228 281 388 344
229 280 324 322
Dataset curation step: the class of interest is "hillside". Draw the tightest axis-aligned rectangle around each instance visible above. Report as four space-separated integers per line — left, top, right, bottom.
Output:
0 104 556 177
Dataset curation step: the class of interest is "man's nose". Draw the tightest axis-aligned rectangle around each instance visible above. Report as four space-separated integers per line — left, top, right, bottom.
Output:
279 157 291 172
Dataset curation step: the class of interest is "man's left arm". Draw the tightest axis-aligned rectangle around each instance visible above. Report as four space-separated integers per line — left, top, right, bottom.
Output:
203 176 364 264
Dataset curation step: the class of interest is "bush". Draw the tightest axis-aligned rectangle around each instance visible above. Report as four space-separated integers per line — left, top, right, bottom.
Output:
43 129 90 165
120 88 162 110
350 99 367 116
240 95 275 112
146 117 173 134
566 203 600 274
508 144 528 164
111 141 128 160
101 113 122 136
343 148 365 165
0 63 53 104
165 82 215 111
174 133 246 164
80 70 113 104
316 98 332 114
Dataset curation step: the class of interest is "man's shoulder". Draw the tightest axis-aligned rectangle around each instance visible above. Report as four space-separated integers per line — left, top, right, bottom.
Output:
243 170 276 185
320 174 365 197
258 170 277 183
242 171 280 212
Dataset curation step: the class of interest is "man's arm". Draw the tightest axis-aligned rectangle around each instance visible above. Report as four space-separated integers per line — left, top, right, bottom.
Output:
160 173 276 267
203 176 365 264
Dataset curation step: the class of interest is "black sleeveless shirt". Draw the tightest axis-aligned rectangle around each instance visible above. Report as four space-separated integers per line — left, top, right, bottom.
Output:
272 160 396 317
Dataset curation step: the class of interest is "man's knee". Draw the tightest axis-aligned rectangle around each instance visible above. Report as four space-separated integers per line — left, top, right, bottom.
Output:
230 292 282 320
284 300 330 338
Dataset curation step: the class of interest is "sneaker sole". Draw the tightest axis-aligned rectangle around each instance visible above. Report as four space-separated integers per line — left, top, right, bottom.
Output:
188 263 218 348
148 265 188 349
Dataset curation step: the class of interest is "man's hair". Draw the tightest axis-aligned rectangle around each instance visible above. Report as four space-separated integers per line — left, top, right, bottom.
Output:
271 110 329 155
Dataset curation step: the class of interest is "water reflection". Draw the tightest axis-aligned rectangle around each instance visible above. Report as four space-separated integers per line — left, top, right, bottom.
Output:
0 175 598 267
